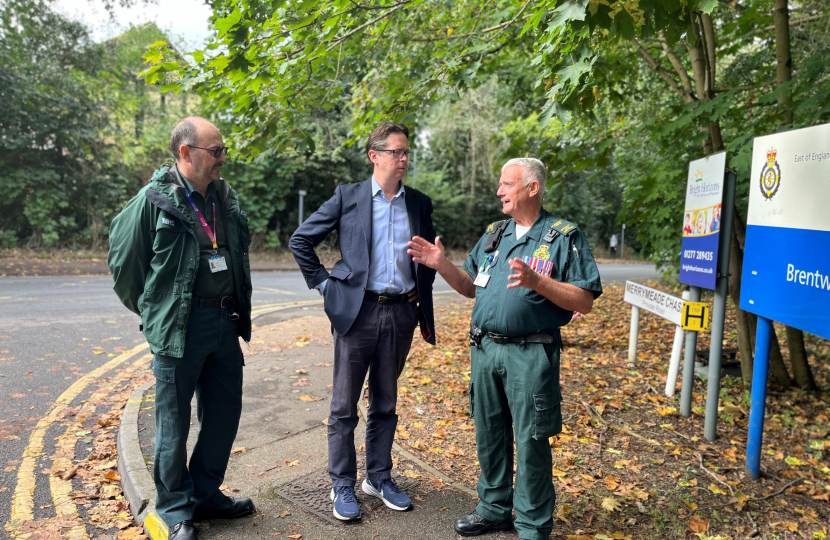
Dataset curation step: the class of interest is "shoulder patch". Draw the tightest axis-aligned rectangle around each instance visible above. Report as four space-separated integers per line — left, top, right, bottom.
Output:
550 218 578 236
486 220 504 233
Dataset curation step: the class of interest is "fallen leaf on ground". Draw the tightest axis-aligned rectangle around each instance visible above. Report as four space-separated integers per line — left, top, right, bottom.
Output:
601 497 622 512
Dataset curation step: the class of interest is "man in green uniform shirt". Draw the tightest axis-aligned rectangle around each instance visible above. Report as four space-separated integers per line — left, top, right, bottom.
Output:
408 157 602 540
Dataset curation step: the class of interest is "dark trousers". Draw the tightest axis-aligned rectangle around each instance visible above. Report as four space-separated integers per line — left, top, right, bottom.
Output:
328 298 419 487
471 337 561 540
151 305 244 527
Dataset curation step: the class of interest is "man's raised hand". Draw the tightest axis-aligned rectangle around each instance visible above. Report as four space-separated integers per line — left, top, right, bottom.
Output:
408 236 446 270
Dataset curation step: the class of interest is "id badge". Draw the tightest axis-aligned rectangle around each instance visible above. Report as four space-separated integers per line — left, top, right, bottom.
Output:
209 255 228 273
473 272 491 288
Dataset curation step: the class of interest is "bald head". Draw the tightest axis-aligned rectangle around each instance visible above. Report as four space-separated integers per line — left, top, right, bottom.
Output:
170 117 227 192
170 116 220 161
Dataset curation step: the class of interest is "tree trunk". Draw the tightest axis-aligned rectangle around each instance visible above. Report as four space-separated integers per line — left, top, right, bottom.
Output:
773 0 794 126
773 0 816 389
701 13 716 89
769 325 794 388
746 315 792 387
786 326 817 390
729 218 754 382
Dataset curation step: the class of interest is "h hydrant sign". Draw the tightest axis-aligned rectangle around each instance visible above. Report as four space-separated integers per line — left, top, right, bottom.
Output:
623 281 683 326
740 123 830 340
680 152 727 290
681 301 711 332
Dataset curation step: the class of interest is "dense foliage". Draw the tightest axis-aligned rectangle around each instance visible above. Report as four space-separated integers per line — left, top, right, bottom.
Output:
0 2 183 249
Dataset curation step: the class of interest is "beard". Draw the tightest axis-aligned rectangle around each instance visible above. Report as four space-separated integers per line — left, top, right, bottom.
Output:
193 153 222 182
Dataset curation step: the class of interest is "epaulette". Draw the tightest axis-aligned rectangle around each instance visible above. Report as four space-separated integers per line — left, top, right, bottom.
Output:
486 220 505 233
544 218 578 242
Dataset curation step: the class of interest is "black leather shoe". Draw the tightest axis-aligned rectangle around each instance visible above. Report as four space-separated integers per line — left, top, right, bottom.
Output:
169 520 198 540
454 510 514 536
193 495 256 522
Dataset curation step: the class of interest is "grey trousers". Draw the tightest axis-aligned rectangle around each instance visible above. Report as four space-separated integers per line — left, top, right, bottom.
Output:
328 298 419 487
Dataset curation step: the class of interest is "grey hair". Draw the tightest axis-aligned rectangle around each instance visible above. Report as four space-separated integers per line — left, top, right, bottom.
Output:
502 157 546 198
170 117 202 160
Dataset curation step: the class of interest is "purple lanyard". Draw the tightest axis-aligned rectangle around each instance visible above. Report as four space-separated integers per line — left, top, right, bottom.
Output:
183 185 217 252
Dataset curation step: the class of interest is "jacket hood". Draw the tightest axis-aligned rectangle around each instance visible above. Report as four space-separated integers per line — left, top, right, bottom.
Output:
147 163 237 223
151 163 234 204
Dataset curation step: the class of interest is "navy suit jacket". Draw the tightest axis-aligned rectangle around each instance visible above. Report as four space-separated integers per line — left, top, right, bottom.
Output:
289 179 437 344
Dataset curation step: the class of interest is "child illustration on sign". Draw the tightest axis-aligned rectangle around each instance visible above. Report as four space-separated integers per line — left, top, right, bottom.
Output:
710 204 721 233
695 210 707 235
683 213 693 236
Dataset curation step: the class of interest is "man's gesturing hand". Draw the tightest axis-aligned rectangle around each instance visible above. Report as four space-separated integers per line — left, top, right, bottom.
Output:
407 236 446 270
507 258 541 290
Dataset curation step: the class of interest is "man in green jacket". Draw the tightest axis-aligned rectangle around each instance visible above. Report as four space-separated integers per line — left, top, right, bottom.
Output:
108 117 254 540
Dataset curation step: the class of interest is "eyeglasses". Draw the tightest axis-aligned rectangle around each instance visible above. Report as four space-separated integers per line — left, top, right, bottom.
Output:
187 145 229 159
375 148 410 160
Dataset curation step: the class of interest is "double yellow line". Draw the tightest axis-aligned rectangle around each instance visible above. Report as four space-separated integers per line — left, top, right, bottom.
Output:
7 344 150 537
250 299 322 319
249 290 461 319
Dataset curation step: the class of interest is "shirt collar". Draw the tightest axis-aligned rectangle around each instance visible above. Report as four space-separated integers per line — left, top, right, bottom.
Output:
180 174 216 200
504 209 547 241
371 176 406 200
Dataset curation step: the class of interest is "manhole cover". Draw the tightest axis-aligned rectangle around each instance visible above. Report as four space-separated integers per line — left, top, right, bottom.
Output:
275 460 420 526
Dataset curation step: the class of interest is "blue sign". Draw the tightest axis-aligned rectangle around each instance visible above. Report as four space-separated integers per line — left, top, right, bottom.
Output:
741 226 830 340
739 124 830 340
679 153 726 290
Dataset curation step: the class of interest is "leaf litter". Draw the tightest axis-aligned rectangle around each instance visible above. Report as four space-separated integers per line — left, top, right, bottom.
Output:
395 283 830 539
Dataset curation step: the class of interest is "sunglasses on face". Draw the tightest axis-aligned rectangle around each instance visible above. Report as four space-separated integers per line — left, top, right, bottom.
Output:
187 145 229 158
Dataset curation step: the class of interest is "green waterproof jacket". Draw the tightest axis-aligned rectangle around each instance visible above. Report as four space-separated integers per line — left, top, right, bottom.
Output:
107 164 252 358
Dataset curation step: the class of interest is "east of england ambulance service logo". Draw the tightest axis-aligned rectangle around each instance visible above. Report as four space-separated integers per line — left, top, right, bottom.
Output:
760 148 781 201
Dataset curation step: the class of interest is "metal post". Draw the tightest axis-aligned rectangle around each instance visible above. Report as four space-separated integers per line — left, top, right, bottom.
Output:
298 190 307 227
704 171 736 442
411 148 417 187
746 316 773 480
621 223 626 259
628 305 640 367
680 286 701 417
665 290 689 397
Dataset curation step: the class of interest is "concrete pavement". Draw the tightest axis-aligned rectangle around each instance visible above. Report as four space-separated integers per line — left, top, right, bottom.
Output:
121 303 510 540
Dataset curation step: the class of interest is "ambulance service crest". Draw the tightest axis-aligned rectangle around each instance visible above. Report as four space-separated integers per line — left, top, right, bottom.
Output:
760 148 781 200
533 245 550 260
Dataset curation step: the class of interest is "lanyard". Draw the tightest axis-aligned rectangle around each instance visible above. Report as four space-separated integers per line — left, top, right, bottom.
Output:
183 185 218 253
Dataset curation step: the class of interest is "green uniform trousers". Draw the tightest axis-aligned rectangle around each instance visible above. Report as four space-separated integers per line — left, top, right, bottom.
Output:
470 336 562 540
151 304 244 527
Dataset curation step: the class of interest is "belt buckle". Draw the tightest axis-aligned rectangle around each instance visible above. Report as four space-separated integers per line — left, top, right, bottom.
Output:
220 296 233 308
489 333 509 345
378 295 390 304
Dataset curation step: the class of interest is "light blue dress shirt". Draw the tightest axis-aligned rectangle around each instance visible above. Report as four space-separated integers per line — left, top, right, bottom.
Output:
368 177 415 294
317 178 415 295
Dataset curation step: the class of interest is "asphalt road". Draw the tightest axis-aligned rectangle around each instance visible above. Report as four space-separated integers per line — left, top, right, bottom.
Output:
0 264 658 529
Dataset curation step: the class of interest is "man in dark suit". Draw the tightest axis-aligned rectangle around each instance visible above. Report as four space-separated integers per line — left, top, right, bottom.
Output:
289 122 436 521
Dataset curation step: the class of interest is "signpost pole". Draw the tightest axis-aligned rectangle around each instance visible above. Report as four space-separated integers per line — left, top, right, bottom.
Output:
621 224 626 259
298 190 307 227
680 286 701 416
704 171 736 441
628 305 640 367
746 316 773 480
665 290 689 397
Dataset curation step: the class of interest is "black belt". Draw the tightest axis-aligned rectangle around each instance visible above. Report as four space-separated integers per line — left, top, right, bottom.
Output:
468 322 557 349
364 291 409 305
486 332 555 345
192 295 234 308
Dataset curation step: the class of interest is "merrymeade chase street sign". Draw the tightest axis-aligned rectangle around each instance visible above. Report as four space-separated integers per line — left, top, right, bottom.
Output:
680 152 727 290
624 281 683 326
740 123 830 340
